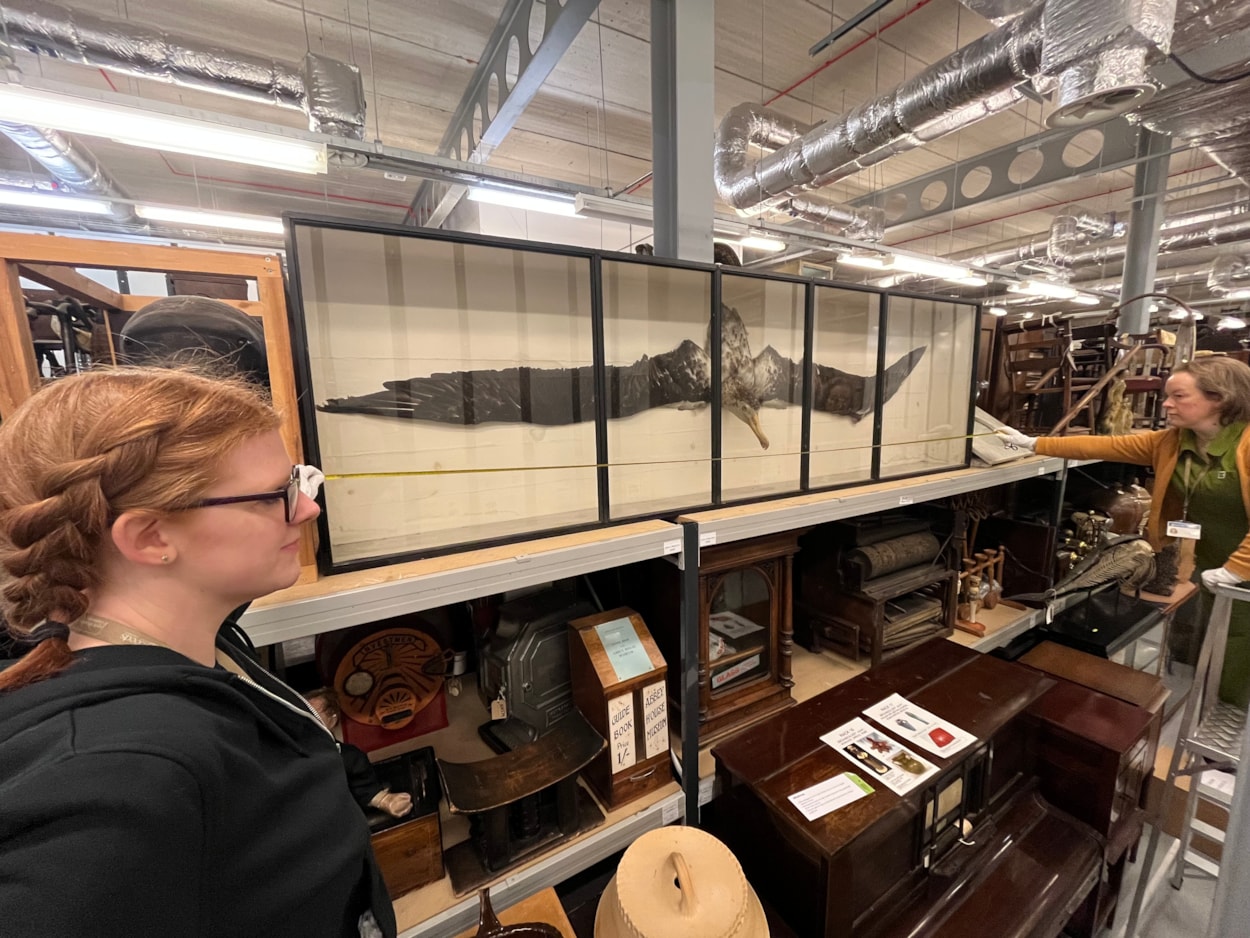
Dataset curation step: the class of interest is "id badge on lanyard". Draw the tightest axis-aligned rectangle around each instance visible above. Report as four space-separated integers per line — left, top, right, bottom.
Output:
1169 456 1210 540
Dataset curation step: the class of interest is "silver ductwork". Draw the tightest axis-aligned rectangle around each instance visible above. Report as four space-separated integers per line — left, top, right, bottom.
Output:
0 120 132 217
1038 0 1175 127
958 0 1044 26
1171 0 1250 54
0 0 365 138
712 103 886 237
715 6 1045 214
1208 253 1250 296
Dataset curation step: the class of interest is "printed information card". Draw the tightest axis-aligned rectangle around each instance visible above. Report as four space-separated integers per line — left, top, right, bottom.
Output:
788 772 874 822
863 694 977 759
820 717 938 795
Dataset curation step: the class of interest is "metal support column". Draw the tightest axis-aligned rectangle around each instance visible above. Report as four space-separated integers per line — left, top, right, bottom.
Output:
1118 128 1172 335
1207 699 1250 937
679 520 702 823
650 0 714 262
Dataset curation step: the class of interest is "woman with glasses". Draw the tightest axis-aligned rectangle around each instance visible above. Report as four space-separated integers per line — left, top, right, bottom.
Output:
0 368 395 938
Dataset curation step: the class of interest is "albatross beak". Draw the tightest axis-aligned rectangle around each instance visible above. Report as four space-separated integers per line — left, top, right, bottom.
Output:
744 410 770 450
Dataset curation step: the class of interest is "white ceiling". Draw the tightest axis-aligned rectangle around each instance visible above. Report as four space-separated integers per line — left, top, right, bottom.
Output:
0 0 1244 315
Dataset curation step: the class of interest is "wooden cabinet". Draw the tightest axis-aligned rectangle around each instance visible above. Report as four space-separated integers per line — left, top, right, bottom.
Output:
645 531 800 744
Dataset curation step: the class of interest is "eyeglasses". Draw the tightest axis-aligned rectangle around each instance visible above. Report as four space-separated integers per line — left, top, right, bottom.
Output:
190 465 303 523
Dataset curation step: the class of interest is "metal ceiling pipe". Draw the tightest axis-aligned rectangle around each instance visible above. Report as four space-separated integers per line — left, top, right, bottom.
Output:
712 102 885 237
0 0 365 138
1074 262 1212 291
714 6 1045 213
0 120 132 218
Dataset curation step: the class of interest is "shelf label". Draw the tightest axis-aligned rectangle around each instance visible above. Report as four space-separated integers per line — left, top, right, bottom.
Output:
898 496 914 506
699 531 717 547
662 539 682 555
608 695 637 771
642 681 669 760
1038 463 1048 475
662 798 681 825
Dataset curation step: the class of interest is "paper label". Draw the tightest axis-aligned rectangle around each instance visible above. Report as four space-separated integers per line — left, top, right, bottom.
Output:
788 772 874 822
607 695 637 771
1167 520 1202 540
595 617 653 683
663 539 682 555
899 496 914 506
490 697 507 721
709 610 765 639
699 531 717 547
711 653 760 689
642 680 669 760
821 717 937 795
863 693 977 758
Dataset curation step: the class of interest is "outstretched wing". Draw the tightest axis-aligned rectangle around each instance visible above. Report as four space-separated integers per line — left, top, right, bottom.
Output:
752 345 927 420
318 338 713 426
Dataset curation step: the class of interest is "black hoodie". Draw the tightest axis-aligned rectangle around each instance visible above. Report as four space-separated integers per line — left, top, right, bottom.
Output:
0 634 397 938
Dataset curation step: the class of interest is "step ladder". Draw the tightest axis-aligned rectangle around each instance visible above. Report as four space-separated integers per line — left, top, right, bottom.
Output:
1122 583 1248 937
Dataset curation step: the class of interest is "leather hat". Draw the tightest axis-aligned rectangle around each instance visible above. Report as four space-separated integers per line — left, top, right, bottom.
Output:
594 827 768 938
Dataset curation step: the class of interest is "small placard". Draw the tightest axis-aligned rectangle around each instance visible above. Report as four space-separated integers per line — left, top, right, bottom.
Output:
788 772 874 822
607 695 637 771
898 496 914 506
662 539 682 555
699 531 718 547
642 680 669 760
820 717 937 796
711 653 760 689
863 693 976 758
595 617 653 683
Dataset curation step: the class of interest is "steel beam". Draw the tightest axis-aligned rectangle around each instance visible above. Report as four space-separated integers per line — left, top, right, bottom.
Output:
851 117 1140 228
650 0 714 261
1119 128 1172 334
406 0 600 228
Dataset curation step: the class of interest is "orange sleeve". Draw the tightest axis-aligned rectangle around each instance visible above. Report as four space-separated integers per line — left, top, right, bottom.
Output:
1034 431 1164 466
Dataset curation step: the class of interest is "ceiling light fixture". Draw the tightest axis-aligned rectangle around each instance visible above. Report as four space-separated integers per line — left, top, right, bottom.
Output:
136 205 284 234
1007 279 1079 300
988 305 1008 316
0 83 327 174
468 186 579 216
890 255 970 280
1218 315 1247 330
839 252 892 270
740 233 786 252
1070 293 1103 306
573 192 652 224
0 188 112 215
954 274 989 287
1222 287 1250 300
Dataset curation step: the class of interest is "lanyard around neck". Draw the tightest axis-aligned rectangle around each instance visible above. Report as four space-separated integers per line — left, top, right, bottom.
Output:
67 613 171 649
1181 455 1217 521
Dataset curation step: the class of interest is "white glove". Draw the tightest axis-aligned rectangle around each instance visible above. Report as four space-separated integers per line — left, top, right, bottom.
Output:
298 464 325 499
995 427 1037 452
1201 566 1244 590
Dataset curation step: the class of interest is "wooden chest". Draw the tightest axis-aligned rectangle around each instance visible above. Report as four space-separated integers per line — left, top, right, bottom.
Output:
368 747 445 899
706 640 1102 938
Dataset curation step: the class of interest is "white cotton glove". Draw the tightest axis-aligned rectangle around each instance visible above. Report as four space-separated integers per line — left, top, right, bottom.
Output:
995 427 1037 452
298 464 325 499
1201 566 1244 591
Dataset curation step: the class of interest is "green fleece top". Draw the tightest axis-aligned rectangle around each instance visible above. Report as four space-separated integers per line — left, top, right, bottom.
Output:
1035 425 1250 578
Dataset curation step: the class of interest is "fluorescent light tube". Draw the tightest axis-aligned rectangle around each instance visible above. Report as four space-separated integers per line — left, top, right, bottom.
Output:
1218 316 1246 330
839 252 892 270
954 274 988 286
1070 293 1103 306
469 187 578 216
988 306 1008 316
1223 287 1250 300
0 84 327 174
740 234 786 252
574 192 652 224
1008 279 1079 300
136 205 284 234
0 188 112 214
891 255 970 280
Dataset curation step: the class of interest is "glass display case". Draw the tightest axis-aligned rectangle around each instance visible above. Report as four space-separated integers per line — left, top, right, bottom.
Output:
285 215 980 572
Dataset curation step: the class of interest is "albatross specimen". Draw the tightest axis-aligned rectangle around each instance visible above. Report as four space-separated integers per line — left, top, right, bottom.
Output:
319 306 926 450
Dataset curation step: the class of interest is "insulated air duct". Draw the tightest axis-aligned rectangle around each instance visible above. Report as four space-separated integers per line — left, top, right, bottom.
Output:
0 0 365 138
0 121 132 218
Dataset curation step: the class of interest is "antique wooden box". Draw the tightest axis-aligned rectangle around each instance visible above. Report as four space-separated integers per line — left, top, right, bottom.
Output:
645 531 800 743
567 606 673 809
706 640 1103 938
368 747 444 899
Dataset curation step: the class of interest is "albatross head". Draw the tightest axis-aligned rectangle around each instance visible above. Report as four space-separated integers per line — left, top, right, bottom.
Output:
724 390 770 450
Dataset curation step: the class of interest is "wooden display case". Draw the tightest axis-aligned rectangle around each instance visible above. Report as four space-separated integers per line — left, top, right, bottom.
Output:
567 607 672 809
645 531 800 744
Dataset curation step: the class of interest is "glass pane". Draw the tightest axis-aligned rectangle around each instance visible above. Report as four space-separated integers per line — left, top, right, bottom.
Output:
880 296 975 478
708 568 772 695
293 225 599 565
809 286 880 488
720 274 804 501
603 260 713 517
